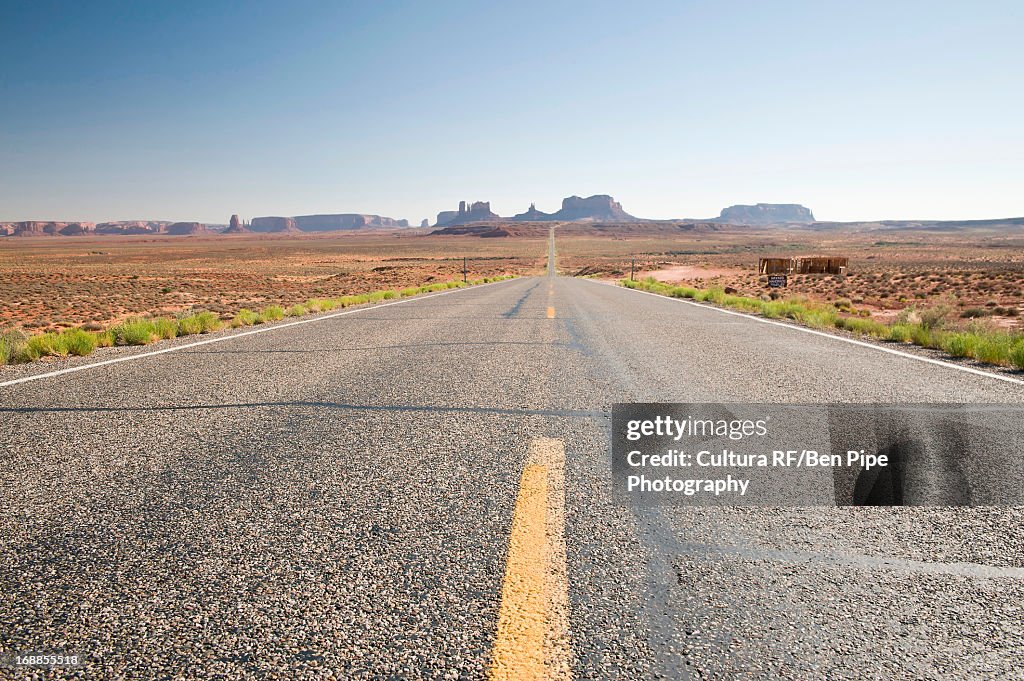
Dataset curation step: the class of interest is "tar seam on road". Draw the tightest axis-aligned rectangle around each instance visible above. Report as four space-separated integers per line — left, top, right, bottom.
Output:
588 279 1024 387
489 438 572 681
0 278 519 390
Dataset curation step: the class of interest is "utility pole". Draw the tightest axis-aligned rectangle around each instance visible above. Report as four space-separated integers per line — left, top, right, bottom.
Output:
630 256 635 281
463 256 468 283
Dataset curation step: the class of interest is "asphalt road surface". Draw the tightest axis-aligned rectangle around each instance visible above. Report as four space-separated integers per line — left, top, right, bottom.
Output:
2 233 1024 680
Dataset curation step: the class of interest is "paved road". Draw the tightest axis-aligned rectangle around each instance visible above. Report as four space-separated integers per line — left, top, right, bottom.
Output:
2 235 1024 679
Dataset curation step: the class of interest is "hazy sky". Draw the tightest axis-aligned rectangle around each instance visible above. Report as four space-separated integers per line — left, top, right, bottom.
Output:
2 0 1022 223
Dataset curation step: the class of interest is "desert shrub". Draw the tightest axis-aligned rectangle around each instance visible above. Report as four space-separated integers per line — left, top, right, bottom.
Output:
909 324 936 347
1010 342 1024 370
231 309 260 328
111 318 156 345
95 330 115 348
940 333 977 358
918 304 953 329
307 298 339 312
400 287 419 297
836 317 889 338
973 335 1012 365
833 298 853 311
794 307 838 330
670 286 699 299
761 300 806 320
960 307 988 318
179 311 222 334
286 304 308 317
894 308 922 326
60 328 98 356
887 324 914 343
19 333 65 360
0 329 28 364
723 296 763 313
152 317 179 339
699 286 727 304
260 305 285 322
382 291 398 300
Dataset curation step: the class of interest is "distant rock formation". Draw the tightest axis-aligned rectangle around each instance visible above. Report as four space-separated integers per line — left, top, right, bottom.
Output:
420 219 430 228
716 203 815 224
551 195 634 222
95 221 172 235
435 200 500 226
510 203 553 221
0 219 216 236
164 222 208 235
294 214 409 231
224 214 249 233
1 221 97 236
249 214 408 232
435 210 458 226
249 216 300 233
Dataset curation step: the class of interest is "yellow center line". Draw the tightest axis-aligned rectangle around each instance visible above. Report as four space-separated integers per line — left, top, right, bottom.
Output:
547 306 556 319
489 438 571 681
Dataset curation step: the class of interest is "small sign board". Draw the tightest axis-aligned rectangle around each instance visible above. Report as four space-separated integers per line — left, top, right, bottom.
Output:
768 274 788 288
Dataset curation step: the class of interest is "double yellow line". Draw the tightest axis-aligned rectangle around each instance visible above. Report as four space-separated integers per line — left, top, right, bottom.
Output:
488 438 572 680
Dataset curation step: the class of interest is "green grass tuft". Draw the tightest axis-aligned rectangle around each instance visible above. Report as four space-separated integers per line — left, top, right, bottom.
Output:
111 318 157 346
60 328 98 356
230 309 261 328
152 317 179 340
260 305 285 322
179 311 222 335
1010 342 1024 370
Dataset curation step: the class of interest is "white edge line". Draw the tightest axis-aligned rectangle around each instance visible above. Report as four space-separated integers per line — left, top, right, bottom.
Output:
584 278 1024 388
0 278 520 389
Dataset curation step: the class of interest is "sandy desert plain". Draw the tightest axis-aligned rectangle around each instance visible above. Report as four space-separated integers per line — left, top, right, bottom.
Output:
0 231 546 332
1 220 1023 366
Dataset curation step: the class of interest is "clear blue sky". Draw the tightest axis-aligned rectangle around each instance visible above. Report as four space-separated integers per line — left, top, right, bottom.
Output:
2 0 1021 223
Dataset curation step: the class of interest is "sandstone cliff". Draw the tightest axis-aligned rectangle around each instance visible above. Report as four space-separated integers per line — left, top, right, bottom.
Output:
551 195 634 222
164 222 208 235
249 216 300 233
223 214 250 233
435 200 500 226
2 221 98 236
96 221 173 235
716 203 815 224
